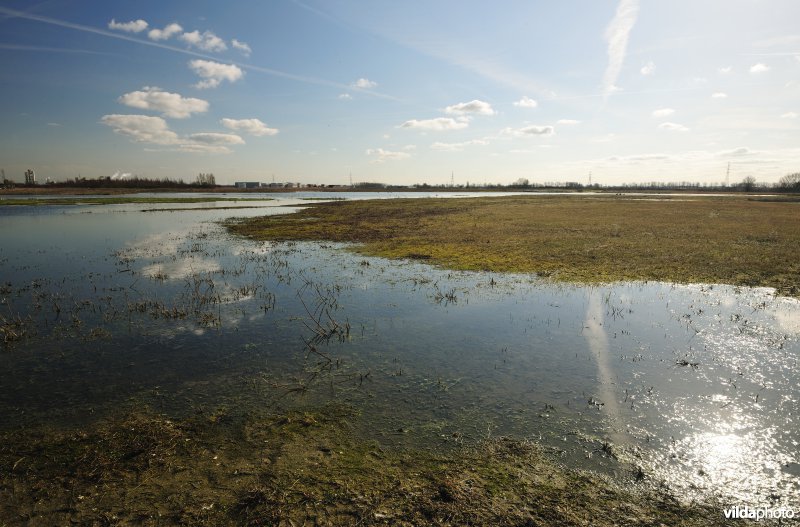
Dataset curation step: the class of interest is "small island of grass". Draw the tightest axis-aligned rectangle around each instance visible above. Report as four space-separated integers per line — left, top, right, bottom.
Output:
228 194 800 296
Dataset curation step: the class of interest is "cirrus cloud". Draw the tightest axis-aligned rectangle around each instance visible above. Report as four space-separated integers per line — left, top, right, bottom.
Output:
221 118 278 136
118 87 208 119
602 0 640 97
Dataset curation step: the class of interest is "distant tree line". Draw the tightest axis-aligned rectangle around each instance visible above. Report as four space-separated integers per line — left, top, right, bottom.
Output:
43 176 194 189
4 170 799 193
411 172 800 193
14 173 219 189
196 173 216 186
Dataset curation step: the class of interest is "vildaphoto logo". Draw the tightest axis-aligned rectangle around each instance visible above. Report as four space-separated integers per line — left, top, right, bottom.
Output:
723 505 795 521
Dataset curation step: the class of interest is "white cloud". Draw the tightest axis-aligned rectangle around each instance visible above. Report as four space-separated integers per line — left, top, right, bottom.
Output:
400 117 469 131
189 59 243 89
711 92 728 99
101 114 180 145
718 66 732 74
430 139 489 152
188 132 245 145
338 93 352 100
366 148 410 163
513 96 538 108
180 30 227 52
351 78 377 89
444 99 495 115
231 39 251 56
781 112 798 119
602 0 640 97
750 63 770 74
556 119 581 125
718 147 757 157
101 114 244 154
108 19 148 33
640 60 656 76
502 125 555 137
148 23 183 41
118 87 208 119
658 122 689 132
652 108 675 118
221 118 278 136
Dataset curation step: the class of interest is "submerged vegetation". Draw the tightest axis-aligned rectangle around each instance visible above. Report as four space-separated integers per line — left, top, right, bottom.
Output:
229 195 800 296
0 404 733 526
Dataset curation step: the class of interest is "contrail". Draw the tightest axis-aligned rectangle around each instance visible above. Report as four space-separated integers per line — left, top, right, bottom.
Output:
0 6 398 100
602 0 640 99
0 43 114 55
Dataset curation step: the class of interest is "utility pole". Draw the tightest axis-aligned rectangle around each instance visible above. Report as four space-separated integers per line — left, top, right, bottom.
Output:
450 171 454 188
349 172 353 187
725 163 730 187
588 171 592 186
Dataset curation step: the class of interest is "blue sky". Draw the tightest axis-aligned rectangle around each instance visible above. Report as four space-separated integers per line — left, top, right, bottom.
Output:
1 0 798 185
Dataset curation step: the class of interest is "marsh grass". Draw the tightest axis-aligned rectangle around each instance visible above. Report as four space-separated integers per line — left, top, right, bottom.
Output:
0 404 737 526
229 195 800 296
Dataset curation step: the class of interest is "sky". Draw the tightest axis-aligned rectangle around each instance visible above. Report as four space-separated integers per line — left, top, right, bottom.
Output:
0 0 798 186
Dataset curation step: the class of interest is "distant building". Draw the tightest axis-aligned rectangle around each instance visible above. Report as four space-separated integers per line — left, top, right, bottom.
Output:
24 169 36 185
235 181 260 189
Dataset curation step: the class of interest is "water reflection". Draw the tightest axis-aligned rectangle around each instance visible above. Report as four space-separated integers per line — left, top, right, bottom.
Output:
0 195 797 509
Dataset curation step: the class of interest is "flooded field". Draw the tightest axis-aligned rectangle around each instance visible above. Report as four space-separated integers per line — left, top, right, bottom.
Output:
1 192 798 516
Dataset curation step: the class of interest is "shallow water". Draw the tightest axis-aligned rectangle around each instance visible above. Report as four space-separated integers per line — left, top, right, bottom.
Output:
0 193 797 508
